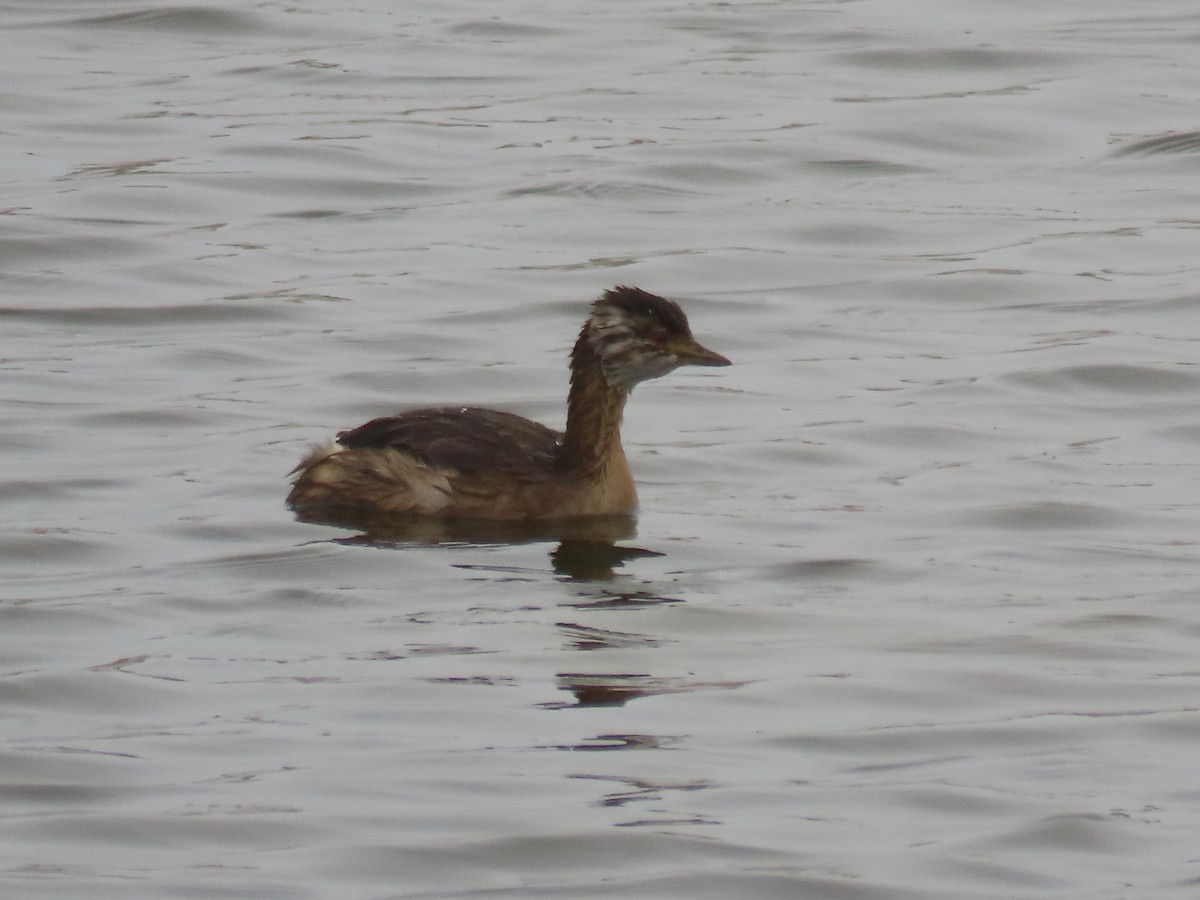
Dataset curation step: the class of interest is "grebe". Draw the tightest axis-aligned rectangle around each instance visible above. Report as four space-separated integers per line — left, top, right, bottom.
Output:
287 286 729 521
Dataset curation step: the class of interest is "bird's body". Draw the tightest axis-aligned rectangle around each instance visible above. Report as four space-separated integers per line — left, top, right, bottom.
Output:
287 286 729 522
289 406 635 519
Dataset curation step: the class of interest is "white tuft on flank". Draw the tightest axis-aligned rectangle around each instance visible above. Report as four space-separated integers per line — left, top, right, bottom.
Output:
288 441 341 478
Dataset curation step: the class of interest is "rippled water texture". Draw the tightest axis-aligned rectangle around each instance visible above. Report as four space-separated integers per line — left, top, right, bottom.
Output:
4 2 1200 898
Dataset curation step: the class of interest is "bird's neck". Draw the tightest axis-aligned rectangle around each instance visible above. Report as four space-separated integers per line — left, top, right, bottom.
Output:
560 336 628 477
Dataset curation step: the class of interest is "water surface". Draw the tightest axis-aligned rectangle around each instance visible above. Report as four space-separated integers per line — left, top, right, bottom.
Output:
4 1 1200 898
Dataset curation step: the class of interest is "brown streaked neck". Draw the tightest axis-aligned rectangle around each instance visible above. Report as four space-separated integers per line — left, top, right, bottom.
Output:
559 332 628 477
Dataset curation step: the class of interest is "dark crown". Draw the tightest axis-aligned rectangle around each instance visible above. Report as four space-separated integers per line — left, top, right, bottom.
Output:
594 286 692 337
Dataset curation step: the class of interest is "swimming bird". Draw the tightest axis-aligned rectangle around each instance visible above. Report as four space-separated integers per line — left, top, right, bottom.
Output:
287 286 730 521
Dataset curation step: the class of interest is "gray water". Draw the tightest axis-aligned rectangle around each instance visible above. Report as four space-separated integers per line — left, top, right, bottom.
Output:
4 2 1200 898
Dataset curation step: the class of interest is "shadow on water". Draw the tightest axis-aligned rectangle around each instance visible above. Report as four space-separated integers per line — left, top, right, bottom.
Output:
294 506 663 581
543 672 749 709
290 507 750 714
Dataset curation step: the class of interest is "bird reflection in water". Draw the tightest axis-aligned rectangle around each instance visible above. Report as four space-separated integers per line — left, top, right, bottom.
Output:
301 514 746 713
306 508 662 582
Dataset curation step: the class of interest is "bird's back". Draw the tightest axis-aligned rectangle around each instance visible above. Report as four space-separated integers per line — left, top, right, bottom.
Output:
287 407 571 520
337 407 562 479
